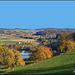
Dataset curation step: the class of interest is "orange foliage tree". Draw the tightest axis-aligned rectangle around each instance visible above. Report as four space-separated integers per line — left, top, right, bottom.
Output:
29 46 53 60
58 40 75 53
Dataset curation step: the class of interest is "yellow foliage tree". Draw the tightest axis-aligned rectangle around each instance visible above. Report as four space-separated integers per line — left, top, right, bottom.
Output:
0 47 25 68
14 50 25 66
4 50 15 67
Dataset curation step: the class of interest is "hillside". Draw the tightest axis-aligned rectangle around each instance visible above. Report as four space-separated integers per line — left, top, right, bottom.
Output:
35 28 75 32
1 50 75 75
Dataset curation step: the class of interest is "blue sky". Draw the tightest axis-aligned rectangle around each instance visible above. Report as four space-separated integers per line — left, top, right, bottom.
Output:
0 1 75 29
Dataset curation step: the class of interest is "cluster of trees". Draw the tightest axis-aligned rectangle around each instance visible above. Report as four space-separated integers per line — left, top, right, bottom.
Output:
0 28 28 35
29 32 75 61
1 43 37 51
58 33 75 53
0 45 53 68
34 30 61 36
58 40 75 53
0 47 25 68
38 38 51 45
37 38 59 51
29 46 53 60
38 38 57 45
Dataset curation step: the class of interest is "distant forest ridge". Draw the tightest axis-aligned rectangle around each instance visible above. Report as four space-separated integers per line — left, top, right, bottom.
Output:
0 28 75 31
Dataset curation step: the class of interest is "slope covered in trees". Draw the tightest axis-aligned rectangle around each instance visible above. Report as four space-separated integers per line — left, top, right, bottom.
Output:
34 30 61 36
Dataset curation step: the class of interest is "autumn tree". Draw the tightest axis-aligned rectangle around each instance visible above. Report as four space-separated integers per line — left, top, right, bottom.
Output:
0 47 25 68
58 40 75 53
4 50 15 67
29 46 53 60
58 32 73 42
14 50 25 66
58 32 75 53
43 40 50 46
0 47 10 65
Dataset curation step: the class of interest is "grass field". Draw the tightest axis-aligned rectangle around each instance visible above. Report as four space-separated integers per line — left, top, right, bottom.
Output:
0 50 75 75
0 41 19 44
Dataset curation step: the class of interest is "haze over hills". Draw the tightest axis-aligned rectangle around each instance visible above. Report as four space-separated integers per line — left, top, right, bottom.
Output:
0 28 75 30
0 28 75 32
35 28 75 31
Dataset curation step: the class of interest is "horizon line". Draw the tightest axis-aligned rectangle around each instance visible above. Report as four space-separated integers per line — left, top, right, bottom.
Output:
0 27 75 30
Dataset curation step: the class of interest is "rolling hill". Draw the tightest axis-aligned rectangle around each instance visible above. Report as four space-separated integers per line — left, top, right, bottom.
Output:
1 50 75 75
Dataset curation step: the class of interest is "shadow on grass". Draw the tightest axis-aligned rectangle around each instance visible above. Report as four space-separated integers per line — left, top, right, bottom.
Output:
0 67 7 69
4 63 75 75
0 71 6 73
25 61 35 65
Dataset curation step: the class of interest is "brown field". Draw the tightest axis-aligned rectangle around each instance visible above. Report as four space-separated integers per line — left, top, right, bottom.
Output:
10 39 40 46
10 39 35 42
0 35 40 45
1 36 6 38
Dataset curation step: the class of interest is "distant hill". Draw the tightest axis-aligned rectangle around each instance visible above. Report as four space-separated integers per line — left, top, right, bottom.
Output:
35 28 75 32
34 30 62 36
0 28 75 31
0 28 75 35
66 33 75 41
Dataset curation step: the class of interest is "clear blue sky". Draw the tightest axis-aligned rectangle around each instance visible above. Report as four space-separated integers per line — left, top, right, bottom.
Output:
0 1 75 29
